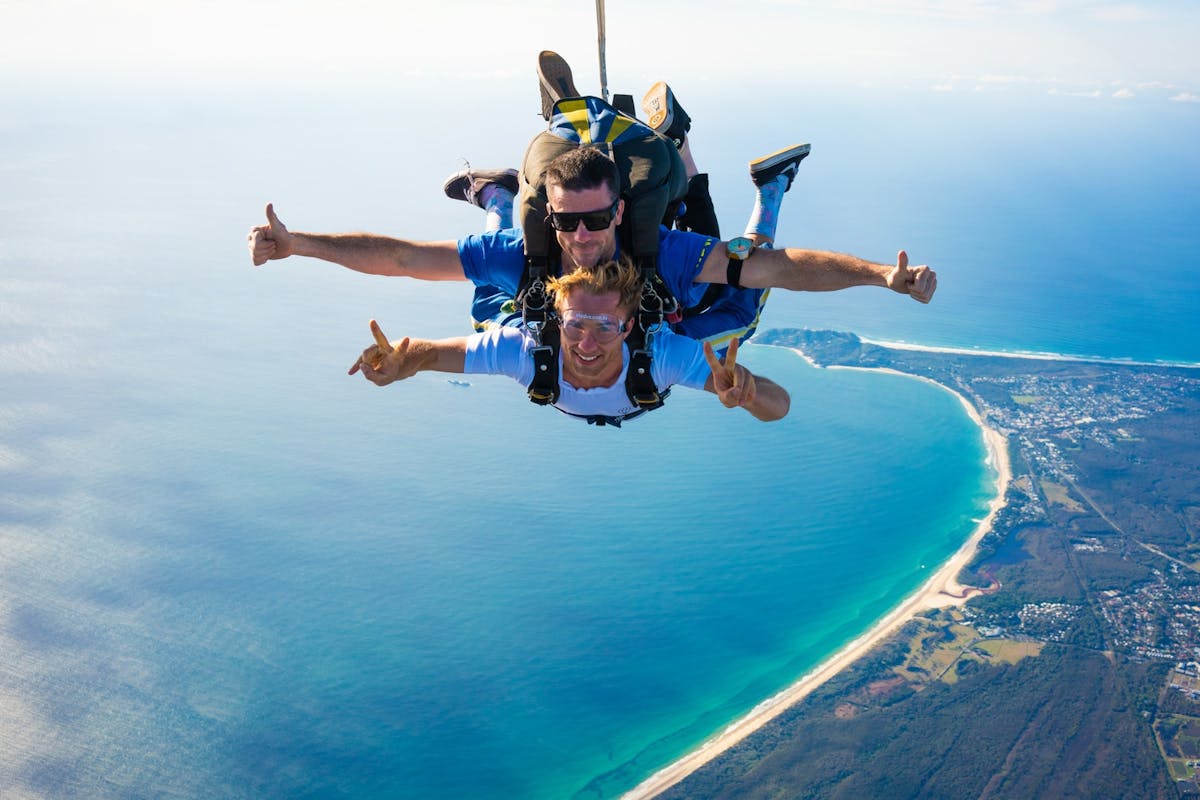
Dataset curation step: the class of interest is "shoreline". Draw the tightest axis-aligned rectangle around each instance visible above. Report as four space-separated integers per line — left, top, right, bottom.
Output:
857 336 1200 370
621 351 1013 800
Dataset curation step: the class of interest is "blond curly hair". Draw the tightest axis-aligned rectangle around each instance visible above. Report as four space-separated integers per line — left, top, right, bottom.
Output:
547 257 642 317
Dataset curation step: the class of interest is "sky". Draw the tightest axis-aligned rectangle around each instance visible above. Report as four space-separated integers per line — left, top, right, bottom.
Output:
2 0 1197 103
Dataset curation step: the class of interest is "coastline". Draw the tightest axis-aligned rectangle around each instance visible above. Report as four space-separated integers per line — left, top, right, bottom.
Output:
858 336 1200 370
621 350 1013 800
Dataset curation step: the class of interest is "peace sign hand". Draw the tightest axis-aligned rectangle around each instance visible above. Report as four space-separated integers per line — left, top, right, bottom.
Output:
348 320 415 386
703 338 758 409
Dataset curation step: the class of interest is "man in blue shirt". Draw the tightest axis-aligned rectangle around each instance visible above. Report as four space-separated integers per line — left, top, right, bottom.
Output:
248 149 936 314
442 78 805 349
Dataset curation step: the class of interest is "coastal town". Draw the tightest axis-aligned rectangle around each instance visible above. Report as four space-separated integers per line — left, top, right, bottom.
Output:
650 329 1200 800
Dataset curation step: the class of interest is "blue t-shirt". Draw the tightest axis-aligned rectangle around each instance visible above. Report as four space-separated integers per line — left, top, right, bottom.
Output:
456 227 719 311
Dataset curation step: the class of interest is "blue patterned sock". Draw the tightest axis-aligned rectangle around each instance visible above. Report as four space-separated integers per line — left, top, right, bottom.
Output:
743 174 788 244
480 184 515 232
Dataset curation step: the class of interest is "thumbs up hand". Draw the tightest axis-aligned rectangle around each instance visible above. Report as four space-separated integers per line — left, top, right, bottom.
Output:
247 203 295 266
886 250 938 304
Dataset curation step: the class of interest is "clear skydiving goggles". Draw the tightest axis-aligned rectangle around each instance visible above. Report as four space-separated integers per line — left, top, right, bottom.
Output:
558 310 631 344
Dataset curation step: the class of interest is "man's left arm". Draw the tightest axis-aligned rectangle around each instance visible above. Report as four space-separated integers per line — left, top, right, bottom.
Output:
701 340 790 422
696 246 937 304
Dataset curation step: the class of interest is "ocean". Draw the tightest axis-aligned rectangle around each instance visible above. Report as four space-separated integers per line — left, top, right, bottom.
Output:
1 76 1196 798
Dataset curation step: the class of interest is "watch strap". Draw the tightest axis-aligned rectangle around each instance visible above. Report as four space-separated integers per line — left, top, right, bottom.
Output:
727 258 745 290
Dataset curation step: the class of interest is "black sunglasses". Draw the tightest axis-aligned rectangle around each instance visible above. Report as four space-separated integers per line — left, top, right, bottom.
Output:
546 201 620 232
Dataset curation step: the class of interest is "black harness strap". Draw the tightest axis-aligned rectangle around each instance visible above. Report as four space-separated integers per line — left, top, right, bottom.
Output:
527 320 561 405
522 216 561 405
625 346 661 409
623 257 669 410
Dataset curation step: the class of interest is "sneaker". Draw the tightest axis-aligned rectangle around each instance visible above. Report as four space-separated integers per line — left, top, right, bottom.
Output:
538 50 580 120
641 81 691 145
749 144 812 191
443 167 519 208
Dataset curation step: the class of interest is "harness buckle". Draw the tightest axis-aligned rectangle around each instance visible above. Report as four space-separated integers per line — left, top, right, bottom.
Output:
638 279 666 335
522 278 550 333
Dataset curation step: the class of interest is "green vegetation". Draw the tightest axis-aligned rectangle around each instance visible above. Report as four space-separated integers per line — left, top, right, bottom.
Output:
1041 480 1086 512
1156 710 1200 793
670 331 1200 799
662 647 1175 799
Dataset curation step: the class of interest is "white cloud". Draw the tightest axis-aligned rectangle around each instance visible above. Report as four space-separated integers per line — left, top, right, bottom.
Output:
0 444 30 472
1169 91 1200 103
1048 88 1103 98
1112 88 1135 98
977 74 1034 85
1091 3 1153 22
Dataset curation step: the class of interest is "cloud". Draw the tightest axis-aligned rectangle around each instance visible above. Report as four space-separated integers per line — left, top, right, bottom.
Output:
1091 3 1153 22
977 73 1034 85
1169 91 1200 103
1048 87 1103 98
1112 88 1135 99
0 444 29 472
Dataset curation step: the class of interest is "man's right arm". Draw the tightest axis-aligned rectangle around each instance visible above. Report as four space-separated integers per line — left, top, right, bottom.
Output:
248 203 466 281
349 320 469 386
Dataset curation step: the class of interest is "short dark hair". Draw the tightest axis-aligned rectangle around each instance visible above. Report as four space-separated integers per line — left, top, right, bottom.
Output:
544 147 620 200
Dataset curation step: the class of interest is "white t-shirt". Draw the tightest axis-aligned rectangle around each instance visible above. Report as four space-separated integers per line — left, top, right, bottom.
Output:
463 326 712 419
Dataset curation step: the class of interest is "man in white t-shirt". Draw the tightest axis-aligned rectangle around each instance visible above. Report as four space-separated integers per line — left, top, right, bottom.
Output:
349 259 790 425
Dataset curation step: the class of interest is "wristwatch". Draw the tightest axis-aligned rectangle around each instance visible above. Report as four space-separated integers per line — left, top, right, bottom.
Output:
726 236 756 289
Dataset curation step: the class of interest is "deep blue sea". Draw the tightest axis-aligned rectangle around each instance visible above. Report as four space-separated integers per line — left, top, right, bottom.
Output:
1 75 1196 798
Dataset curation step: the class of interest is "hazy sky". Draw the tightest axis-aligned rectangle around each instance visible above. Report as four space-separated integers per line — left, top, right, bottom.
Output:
2 0 1197 102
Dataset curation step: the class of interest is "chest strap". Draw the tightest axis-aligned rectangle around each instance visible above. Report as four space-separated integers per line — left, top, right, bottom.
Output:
526 321 561 405
557 387 673 427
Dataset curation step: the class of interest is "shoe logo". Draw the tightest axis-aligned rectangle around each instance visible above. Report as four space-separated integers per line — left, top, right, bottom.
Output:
649 111 666 128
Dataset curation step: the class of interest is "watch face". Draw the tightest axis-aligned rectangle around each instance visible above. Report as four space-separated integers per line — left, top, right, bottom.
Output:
727 236 754 260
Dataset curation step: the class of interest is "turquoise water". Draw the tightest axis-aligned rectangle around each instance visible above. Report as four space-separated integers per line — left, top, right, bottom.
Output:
1 79 1194 798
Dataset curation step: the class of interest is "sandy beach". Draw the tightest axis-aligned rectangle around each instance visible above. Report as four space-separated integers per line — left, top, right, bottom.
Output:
622 355 1013 800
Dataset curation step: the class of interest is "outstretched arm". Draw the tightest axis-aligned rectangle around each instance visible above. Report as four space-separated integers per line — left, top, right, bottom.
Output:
249 203 465 281
349 320 468 386
697 246 937 303
702 339 790 421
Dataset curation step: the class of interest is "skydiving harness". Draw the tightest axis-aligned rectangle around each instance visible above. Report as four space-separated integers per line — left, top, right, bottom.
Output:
521 261 675 419
521 282 674 427
516 96 689 420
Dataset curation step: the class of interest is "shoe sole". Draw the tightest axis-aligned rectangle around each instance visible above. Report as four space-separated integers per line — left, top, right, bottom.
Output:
749 143 812 176
642 81 674 133
538 50 579 118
